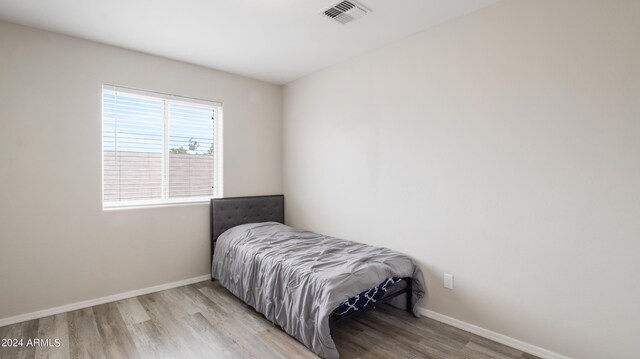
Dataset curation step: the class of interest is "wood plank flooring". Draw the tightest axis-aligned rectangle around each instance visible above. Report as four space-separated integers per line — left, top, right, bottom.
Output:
0 281 539 359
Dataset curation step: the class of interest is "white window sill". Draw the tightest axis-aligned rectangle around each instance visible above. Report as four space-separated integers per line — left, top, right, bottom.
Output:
103 197 216 211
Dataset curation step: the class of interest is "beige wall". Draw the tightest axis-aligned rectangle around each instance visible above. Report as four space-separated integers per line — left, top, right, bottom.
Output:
0 21 282 319
283 1 640 358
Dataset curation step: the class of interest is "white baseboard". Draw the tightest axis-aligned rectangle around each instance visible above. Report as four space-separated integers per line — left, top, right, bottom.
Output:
418 309 571 359
0 274 211 327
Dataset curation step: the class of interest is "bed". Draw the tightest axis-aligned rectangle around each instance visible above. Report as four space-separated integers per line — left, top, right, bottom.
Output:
210 195 426 359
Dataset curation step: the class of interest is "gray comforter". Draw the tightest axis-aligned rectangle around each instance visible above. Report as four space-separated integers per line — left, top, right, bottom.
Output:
211 222 426 359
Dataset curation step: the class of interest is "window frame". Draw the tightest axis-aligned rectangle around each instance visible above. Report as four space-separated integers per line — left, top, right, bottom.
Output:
101 84 224 210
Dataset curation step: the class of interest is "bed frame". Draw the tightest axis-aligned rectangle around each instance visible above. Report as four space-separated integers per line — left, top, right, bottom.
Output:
210 195 413 327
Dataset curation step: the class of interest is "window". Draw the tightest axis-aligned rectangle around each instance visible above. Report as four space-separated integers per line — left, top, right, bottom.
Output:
102 85 222 209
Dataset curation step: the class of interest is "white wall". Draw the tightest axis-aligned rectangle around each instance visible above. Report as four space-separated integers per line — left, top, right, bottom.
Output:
0 21 282 319
283 1 640 358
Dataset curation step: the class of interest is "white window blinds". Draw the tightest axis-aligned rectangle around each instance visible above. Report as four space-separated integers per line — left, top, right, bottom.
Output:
102 85 222 209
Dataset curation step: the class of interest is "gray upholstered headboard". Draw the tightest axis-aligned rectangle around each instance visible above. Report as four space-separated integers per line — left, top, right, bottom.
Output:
210 195 284 272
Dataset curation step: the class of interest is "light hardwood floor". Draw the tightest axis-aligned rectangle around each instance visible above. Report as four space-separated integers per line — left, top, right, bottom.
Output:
0 281 539 359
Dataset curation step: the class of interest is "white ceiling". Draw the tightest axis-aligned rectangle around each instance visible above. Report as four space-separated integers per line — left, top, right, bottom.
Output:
0 0 498 84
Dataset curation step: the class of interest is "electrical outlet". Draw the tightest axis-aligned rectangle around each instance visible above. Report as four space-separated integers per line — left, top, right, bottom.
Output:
444 273 454 289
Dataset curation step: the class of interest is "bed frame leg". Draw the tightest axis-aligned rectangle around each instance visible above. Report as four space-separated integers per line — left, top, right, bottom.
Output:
406 277 413 313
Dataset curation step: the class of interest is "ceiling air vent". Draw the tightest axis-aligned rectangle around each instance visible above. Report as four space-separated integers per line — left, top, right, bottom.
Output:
321 1 371 25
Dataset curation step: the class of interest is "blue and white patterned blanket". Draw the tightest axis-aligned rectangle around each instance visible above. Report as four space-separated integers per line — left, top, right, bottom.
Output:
333 277 402 315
